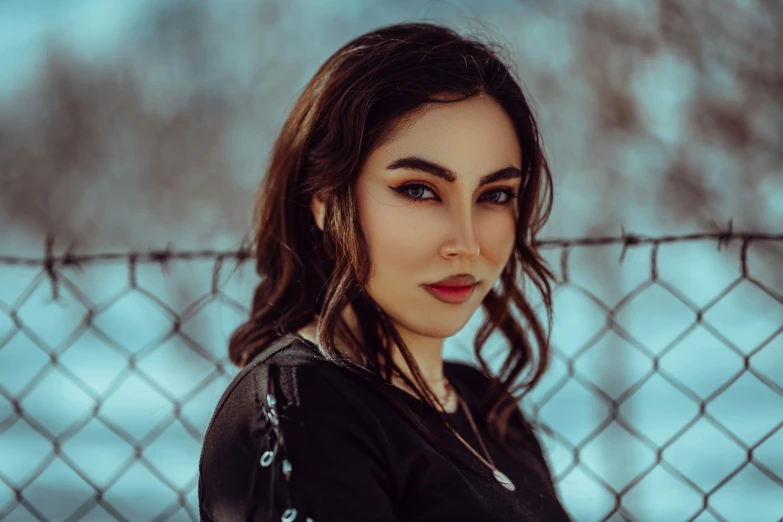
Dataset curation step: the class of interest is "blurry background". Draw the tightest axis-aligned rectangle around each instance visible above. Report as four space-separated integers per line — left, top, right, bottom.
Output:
0 0 781 520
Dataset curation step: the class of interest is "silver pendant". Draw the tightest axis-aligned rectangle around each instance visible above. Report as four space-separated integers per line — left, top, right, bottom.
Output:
493 469 516 491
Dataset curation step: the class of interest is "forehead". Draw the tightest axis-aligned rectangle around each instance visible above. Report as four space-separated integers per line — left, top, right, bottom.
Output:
372 95 522 173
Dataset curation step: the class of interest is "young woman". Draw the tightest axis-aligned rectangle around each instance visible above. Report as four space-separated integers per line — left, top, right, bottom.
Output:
199 21 573 522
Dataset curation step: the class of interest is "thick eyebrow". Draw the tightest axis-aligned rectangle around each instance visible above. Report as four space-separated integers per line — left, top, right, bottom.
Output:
386 156 523 186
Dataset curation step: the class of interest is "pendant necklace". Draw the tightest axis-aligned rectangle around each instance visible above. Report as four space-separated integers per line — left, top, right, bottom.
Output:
441 379 516 492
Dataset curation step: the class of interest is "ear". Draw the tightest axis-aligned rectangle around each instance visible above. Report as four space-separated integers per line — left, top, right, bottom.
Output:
310 192 327 232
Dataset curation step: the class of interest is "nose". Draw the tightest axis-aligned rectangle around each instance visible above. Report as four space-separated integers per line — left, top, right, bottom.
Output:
440 205 481 260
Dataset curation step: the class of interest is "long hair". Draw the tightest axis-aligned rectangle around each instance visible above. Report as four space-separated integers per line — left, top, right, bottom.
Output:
229 21 556 462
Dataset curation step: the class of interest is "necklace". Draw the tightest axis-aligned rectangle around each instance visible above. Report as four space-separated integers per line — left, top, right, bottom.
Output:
443 380 516 492
393 376 516 491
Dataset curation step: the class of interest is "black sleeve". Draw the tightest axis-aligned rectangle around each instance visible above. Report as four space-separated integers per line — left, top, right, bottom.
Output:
255 363 399 522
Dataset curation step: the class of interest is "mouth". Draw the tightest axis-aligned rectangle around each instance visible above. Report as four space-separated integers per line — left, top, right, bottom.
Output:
421 283 477 304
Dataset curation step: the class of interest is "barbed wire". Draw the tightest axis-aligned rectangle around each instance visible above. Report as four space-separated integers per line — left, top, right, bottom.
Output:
0 224 780 297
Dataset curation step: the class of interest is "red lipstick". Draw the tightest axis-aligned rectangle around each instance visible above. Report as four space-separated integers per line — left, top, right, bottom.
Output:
422 284 477 304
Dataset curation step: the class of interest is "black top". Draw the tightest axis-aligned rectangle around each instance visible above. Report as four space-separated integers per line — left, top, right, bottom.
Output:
199 334 572 521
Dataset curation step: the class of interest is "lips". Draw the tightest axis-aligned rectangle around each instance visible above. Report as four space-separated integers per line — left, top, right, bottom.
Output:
427 274 477 287
422 283 477 304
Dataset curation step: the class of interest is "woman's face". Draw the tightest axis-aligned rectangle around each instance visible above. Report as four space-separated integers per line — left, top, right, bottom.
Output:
355 94 523 340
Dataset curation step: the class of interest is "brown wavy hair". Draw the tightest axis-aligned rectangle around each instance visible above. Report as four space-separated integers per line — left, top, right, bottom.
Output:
229 21 555 462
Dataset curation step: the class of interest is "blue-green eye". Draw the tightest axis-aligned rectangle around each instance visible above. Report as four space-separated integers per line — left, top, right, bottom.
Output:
391 183 519 206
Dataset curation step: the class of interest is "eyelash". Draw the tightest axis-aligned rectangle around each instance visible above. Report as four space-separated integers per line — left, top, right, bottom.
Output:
391 183 520 207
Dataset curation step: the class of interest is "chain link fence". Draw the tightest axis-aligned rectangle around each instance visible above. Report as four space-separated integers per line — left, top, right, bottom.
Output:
0 230 781 521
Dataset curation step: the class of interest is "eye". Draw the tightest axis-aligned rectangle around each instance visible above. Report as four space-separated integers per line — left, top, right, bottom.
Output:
390 183 519 207
394 183 437 201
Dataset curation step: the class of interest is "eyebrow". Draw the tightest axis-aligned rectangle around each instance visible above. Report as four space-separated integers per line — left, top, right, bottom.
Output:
386 156 523 186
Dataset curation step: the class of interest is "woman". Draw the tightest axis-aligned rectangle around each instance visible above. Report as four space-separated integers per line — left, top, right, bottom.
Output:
199 21 573 521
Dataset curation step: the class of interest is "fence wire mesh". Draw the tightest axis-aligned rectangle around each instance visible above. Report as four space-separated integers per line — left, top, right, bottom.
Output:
0 230 781 521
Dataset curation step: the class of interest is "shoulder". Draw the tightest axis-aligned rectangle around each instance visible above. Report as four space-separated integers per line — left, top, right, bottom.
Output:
211 335 353 417
199 336 392 519
200 335 372 468
206 335 378 439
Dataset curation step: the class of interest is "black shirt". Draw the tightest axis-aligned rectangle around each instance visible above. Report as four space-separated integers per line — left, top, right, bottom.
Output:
199 334 573 521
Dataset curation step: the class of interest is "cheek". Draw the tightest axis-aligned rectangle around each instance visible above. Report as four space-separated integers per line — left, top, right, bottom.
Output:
478 212 517 265
359 199 436 272
477 206 517 241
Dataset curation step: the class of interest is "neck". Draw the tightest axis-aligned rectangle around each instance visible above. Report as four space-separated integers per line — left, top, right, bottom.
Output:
384 324 446 385
305 306 447 392
379 325 451 410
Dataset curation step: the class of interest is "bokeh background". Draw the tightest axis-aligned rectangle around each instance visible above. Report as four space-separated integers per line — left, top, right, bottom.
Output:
0 0 781 521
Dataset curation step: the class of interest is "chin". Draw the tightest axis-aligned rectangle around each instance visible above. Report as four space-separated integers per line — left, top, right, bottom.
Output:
413 317 472 339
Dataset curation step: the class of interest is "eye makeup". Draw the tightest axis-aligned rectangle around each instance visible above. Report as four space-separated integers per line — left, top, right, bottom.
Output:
390 183 519 207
